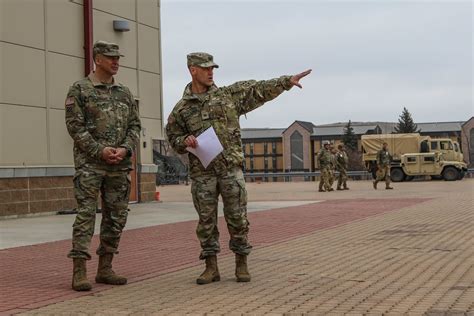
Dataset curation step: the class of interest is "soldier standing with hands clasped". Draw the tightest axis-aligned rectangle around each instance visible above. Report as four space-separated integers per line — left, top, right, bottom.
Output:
373 142 394 190
166 52 311 284
65 41 141 291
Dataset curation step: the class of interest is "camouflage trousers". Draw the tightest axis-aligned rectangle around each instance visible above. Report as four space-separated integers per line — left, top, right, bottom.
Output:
191 167 252 260
67 167 131 260
318 167 332 191
375 165 391 187
337 168 348 188
329 169 335 186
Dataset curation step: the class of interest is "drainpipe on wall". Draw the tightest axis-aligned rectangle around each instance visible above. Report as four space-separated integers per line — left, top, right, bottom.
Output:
83 0 93 76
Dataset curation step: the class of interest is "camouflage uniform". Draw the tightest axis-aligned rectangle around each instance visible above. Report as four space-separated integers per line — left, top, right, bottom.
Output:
336 149 349 189
317 147 332 191
374 148 392 188
329 150 336 187
65 70 141 260
166 57 294 260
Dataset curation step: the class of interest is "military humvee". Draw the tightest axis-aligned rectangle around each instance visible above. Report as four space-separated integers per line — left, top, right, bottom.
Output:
390 152 466 182
361 133 467 181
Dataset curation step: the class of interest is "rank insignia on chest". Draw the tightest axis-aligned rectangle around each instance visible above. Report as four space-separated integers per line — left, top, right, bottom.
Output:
201 112 210 120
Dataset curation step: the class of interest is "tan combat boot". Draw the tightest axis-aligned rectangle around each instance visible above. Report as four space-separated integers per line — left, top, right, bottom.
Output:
373 180 378 190
235 254 251 282
196 255 220 285
386 185 394 190
72 258 92 291
95 253 127 285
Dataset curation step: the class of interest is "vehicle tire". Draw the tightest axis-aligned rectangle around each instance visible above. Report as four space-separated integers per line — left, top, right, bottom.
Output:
405 176 414 181
457 170 465 180
390 168 405 182
442 166 459 181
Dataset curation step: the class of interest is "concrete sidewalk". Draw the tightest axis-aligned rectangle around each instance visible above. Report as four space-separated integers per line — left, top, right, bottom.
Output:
1 180 473 315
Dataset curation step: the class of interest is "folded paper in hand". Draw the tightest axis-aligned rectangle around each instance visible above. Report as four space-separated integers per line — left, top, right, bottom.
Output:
186 127 224 168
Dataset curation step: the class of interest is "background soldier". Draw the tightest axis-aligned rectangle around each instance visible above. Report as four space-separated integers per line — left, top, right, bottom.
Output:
336 144 349 190
317 141 333 192
166 52 310 284
373 142 394 190
329 145 337 189
65 41 141 291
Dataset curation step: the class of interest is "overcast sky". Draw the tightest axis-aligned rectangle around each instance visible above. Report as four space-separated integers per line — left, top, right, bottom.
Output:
160 0 473 128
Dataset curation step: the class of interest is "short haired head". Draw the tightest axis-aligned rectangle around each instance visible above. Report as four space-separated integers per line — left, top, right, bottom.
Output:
322 140 331 146
93 41 124 60
338 144 343 150
187 52 219 68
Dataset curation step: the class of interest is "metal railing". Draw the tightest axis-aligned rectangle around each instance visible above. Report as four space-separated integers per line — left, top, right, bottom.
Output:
244 170 372 181
244 168 474 181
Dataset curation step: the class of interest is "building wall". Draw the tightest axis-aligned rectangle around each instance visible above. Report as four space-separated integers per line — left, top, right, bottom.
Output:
242 139 284 182
461 118 474 166
0 0 162 217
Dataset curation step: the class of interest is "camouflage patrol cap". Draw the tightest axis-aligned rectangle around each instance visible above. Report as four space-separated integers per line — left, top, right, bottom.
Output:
93 40 124 58
187 52 219 68
322 140 331 146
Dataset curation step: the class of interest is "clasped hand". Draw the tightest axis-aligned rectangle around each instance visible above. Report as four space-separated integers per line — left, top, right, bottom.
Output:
102 147 127 165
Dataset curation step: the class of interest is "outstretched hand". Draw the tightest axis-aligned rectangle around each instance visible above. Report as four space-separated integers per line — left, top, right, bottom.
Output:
290 69 312 89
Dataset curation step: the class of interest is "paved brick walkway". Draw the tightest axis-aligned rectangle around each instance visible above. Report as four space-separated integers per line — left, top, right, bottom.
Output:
1 180 473 315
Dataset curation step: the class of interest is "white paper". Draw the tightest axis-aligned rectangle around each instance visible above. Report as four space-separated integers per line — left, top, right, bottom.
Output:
186 127 224 168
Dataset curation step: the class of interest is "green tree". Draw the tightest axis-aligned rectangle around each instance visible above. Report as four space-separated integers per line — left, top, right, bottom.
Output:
394 107 419 133
342 120 358 150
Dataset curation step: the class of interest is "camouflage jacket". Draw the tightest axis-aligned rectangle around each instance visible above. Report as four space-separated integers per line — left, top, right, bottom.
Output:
377 149 392 167
166 76 293 176
317 148 332 169
65 73 141 171
335 150 348 171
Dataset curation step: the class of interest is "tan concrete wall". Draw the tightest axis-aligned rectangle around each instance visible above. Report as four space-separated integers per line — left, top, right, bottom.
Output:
0 0 163 167
0 105 48 165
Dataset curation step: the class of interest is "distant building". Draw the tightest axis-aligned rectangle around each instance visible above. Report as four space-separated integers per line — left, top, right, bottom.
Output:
242 120 466 181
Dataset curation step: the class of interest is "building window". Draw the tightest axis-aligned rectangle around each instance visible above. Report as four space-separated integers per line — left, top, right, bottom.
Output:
242 143 246 155
290 131 304 171
264 143 268 155
250 157 254 171
264 157 268 171
250 143 254 155
272 142 277 153
469 128 474 165
470 128 474 151
272 157 277 170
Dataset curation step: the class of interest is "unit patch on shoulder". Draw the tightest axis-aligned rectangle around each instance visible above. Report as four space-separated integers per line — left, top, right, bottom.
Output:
65 97 75 114
65 97 75 106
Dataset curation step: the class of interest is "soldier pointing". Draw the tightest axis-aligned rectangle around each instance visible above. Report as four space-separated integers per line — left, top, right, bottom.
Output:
166 52 311 284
